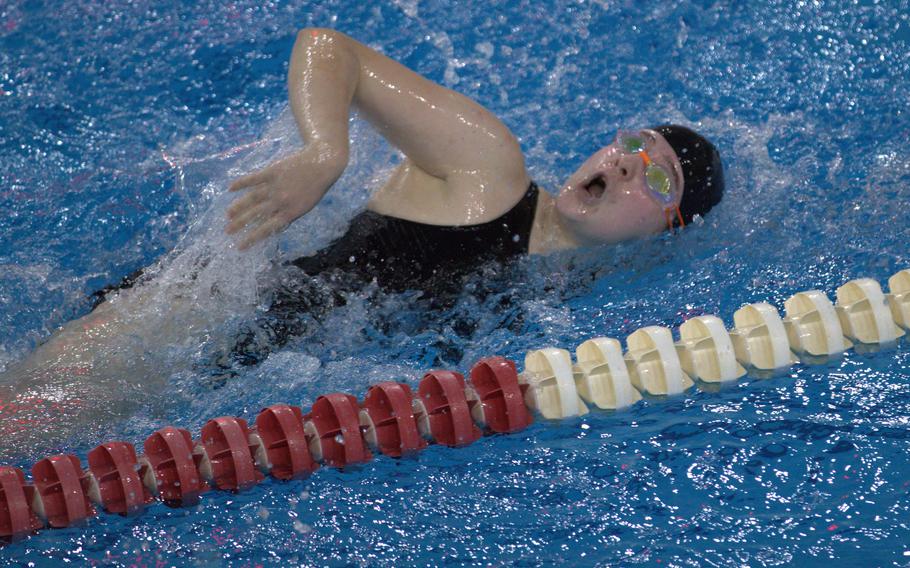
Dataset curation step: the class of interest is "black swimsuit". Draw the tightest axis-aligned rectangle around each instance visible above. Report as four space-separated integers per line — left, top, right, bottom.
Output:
291 182 539 292
92 182 540 369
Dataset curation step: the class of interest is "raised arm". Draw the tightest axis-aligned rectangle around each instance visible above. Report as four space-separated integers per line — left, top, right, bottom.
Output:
227 28 527 249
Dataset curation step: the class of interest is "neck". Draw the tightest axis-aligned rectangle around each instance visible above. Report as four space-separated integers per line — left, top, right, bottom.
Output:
528 190 585 254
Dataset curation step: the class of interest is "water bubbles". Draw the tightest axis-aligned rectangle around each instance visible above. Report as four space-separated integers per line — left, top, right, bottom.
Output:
475 42 494 59
293 520 312 534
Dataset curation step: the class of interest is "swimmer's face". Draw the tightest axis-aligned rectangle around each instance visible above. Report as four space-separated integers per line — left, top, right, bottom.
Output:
556 129 684 244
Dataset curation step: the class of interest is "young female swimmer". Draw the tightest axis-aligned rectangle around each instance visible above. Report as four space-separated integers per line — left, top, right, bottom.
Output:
97 27 725 367
0 29 724 460
226 28 723 261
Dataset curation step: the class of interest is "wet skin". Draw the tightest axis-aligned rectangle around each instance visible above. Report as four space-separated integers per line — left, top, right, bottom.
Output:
555 129 685 245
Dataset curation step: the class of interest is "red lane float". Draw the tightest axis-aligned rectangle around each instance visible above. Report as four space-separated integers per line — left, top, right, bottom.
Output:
360 382 427 457
0 357 537 544
305 393 372 468
86 442 153 516
417 371 482 447
0 467 41 540
197 417 264 492
468 357 533 434
31 455 95 528
253 404 318 480
140 427 208 506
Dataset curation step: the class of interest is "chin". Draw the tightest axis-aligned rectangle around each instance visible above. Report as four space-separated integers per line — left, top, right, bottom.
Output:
575 210 657 245
577 228 621 246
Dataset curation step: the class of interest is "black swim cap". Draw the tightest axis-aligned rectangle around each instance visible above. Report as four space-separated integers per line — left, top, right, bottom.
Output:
651 124 724 226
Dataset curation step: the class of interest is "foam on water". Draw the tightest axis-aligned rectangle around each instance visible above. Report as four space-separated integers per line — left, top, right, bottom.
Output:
1 0 909 565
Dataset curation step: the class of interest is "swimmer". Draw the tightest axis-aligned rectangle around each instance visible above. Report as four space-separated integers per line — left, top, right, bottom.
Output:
0 29 724 460
224 29 723 255
216 29 724 365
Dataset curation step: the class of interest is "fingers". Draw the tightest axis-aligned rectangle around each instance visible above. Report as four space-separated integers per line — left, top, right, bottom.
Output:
229 168 271 192
225 172 289 249
226 184 269 220
238 216 287 251
226 200 272 235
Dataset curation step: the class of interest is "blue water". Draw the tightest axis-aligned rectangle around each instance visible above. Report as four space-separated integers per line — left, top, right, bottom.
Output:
1 0 909 565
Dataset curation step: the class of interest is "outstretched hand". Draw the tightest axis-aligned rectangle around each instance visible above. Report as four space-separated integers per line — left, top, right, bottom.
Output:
226 145 347 250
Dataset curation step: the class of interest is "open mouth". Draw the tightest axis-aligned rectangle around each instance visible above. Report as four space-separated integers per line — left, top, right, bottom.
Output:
582 174 606 199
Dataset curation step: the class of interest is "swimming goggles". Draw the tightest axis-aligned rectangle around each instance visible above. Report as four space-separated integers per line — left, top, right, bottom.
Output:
616 131 685 230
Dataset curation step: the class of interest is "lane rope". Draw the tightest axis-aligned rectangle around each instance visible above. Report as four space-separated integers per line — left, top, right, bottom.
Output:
0 270 907 543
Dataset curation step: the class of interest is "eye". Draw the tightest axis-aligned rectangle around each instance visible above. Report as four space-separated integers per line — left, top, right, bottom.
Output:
646 167 672 195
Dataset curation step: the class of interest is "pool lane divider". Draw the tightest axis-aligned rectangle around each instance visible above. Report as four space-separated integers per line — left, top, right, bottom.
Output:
361 382 427 458
888 271 910 328
305 393 372 467
415 370 483 447
0 271 908 543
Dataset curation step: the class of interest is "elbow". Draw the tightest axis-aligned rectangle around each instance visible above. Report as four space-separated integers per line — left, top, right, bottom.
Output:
296 27 347 46
292 28 358 70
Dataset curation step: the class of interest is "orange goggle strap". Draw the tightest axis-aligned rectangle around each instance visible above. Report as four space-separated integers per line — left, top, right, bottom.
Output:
663 207 686 231
640 150 685 231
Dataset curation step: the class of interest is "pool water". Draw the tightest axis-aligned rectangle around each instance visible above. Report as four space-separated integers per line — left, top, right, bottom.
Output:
1 0 909 565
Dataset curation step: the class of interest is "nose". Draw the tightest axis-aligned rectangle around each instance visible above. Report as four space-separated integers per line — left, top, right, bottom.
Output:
613 153 642 180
